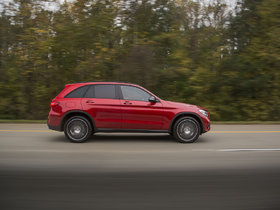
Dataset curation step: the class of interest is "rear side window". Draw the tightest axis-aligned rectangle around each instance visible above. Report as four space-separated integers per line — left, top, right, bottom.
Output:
84 85 117 99
64 85 89 98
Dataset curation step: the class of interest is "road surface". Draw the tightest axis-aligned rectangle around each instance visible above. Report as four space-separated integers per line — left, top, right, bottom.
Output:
0 124 280 210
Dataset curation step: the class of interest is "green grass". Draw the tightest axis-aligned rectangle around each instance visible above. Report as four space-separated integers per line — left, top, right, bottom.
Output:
212 121 280 125
0 119 280 124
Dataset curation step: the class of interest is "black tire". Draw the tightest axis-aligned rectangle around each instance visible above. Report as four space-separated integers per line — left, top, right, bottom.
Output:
64 116 92 143
173 117 200 143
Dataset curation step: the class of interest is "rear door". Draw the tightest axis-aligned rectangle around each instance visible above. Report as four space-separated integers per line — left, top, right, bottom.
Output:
81 84 122 129
119 85 165 130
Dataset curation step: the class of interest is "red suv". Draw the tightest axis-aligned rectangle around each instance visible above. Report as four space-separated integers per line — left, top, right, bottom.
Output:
48 82 210 143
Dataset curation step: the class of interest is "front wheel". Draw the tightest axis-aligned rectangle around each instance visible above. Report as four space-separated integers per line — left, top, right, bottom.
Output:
64 116 92 143
173 117 200 143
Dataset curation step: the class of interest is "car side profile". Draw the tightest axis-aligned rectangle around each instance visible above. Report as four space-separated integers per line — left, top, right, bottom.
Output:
48 82 210 143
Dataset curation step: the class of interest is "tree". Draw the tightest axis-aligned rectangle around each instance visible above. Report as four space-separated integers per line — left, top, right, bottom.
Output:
215 0 280 120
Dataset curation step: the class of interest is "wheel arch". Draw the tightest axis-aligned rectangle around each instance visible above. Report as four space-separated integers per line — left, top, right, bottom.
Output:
169 112 204 134
59 110 96 132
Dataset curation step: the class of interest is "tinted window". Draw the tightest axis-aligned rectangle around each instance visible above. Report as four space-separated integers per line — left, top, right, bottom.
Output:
84 85 116 99
84 85 95 98
65 85 89 98
95 85 116 99
121 85 151 101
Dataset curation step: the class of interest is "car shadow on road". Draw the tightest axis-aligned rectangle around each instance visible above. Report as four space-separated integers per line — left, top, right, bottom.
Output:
88 134 175 143
50 133 208 144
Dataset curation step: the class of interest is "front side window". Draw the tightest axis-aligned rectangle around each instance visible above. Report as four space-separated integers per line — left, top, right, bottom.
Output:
84 84 117 99
121 85 151 102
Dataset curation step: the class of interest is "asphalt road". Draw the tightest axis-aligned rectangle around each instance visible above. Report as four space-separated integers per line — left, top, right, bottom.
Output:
0 124 280 210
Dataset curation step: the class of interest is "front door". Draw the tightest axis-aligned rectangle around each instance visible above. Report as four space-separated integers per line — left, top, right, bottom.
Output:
119 85 164 130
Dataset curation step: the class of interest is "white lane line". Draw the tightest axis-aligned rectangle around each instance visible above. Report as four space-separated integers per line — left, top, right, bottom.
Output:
209 131 280 133
217 149 280 152
192 149 280 152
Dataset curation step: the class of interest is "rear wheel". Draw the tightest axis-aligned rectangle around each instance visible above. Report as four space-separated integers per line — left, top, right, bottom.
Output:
64 116 92 143
173 117 200 143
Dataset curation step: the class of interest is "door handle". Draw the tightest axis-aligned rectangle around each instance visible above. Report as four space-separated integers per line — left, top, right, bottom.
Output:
86 100 95 104
124 101 132 105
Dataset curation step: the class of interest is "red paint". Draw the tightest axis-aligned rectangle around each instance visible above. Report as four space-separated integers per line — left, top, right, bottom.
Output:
48 82 210 133
81 98 122 128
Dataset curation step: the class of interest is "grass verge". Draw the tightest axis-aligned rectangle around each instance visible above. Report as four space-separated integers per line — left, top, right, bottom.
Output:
212 121 280 125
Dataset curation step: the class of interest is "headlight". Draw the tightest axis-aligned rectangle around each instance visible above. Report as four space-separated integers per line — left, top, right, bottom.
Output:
199 109 208 117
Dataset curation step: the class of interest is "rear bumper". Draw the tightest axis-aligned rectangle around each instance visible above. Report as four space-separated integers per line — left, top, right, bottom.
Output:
47 122 61 131
47 113 62 131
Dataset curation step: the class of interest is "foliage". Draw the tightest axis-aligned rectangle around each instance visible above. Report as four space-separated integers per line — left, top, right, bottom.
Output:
0 0 279 120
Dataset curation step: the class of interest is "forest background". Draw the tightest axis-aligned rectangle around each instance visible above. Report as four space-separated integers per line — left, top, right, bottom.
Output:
0 0 279 121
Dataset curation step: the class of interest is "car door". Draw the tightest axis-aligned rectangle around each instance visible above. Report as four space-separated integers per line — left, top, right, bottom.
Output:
119 85 165 130
81 84 122 129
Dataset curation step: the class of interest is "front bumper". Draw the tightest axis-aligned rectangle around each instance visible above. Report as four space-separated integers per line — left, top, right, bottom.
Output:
201 116 210 133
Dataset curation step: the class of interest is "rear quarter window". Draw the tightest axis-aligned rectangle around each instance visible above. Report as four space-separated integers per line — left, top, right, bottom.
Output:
64 85 89 98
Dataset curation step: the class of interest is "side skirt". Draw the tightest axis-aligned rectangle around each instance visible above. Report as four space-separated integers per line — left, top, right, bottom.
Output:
96 128 170 133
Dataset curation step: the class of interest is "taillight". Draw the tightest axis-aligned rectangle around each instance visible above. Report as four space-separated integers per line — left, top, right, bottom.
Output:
50 101 59 107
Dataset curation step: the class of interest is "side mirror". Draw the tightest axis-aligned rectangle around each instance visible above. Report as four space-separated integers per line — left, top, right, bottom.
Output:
148 96 157 103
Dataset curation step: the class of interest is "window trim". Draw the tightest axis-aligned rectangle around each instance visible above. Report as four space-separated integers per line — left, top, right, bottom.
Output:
64 83 159 102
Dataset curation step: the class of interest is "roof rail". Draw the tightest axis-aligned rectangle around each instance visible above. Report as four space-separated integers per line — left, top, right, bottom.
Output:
67 81 137 85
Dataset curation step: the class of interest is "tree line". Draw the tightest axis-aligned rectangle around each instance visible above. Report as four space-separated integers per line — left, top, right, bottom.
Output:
0 0 279 120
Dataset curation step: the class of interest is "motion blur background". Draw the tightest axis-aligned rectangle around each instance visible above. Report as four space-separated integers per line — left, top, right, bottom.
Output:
0 0 279 121
1 2 280 210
